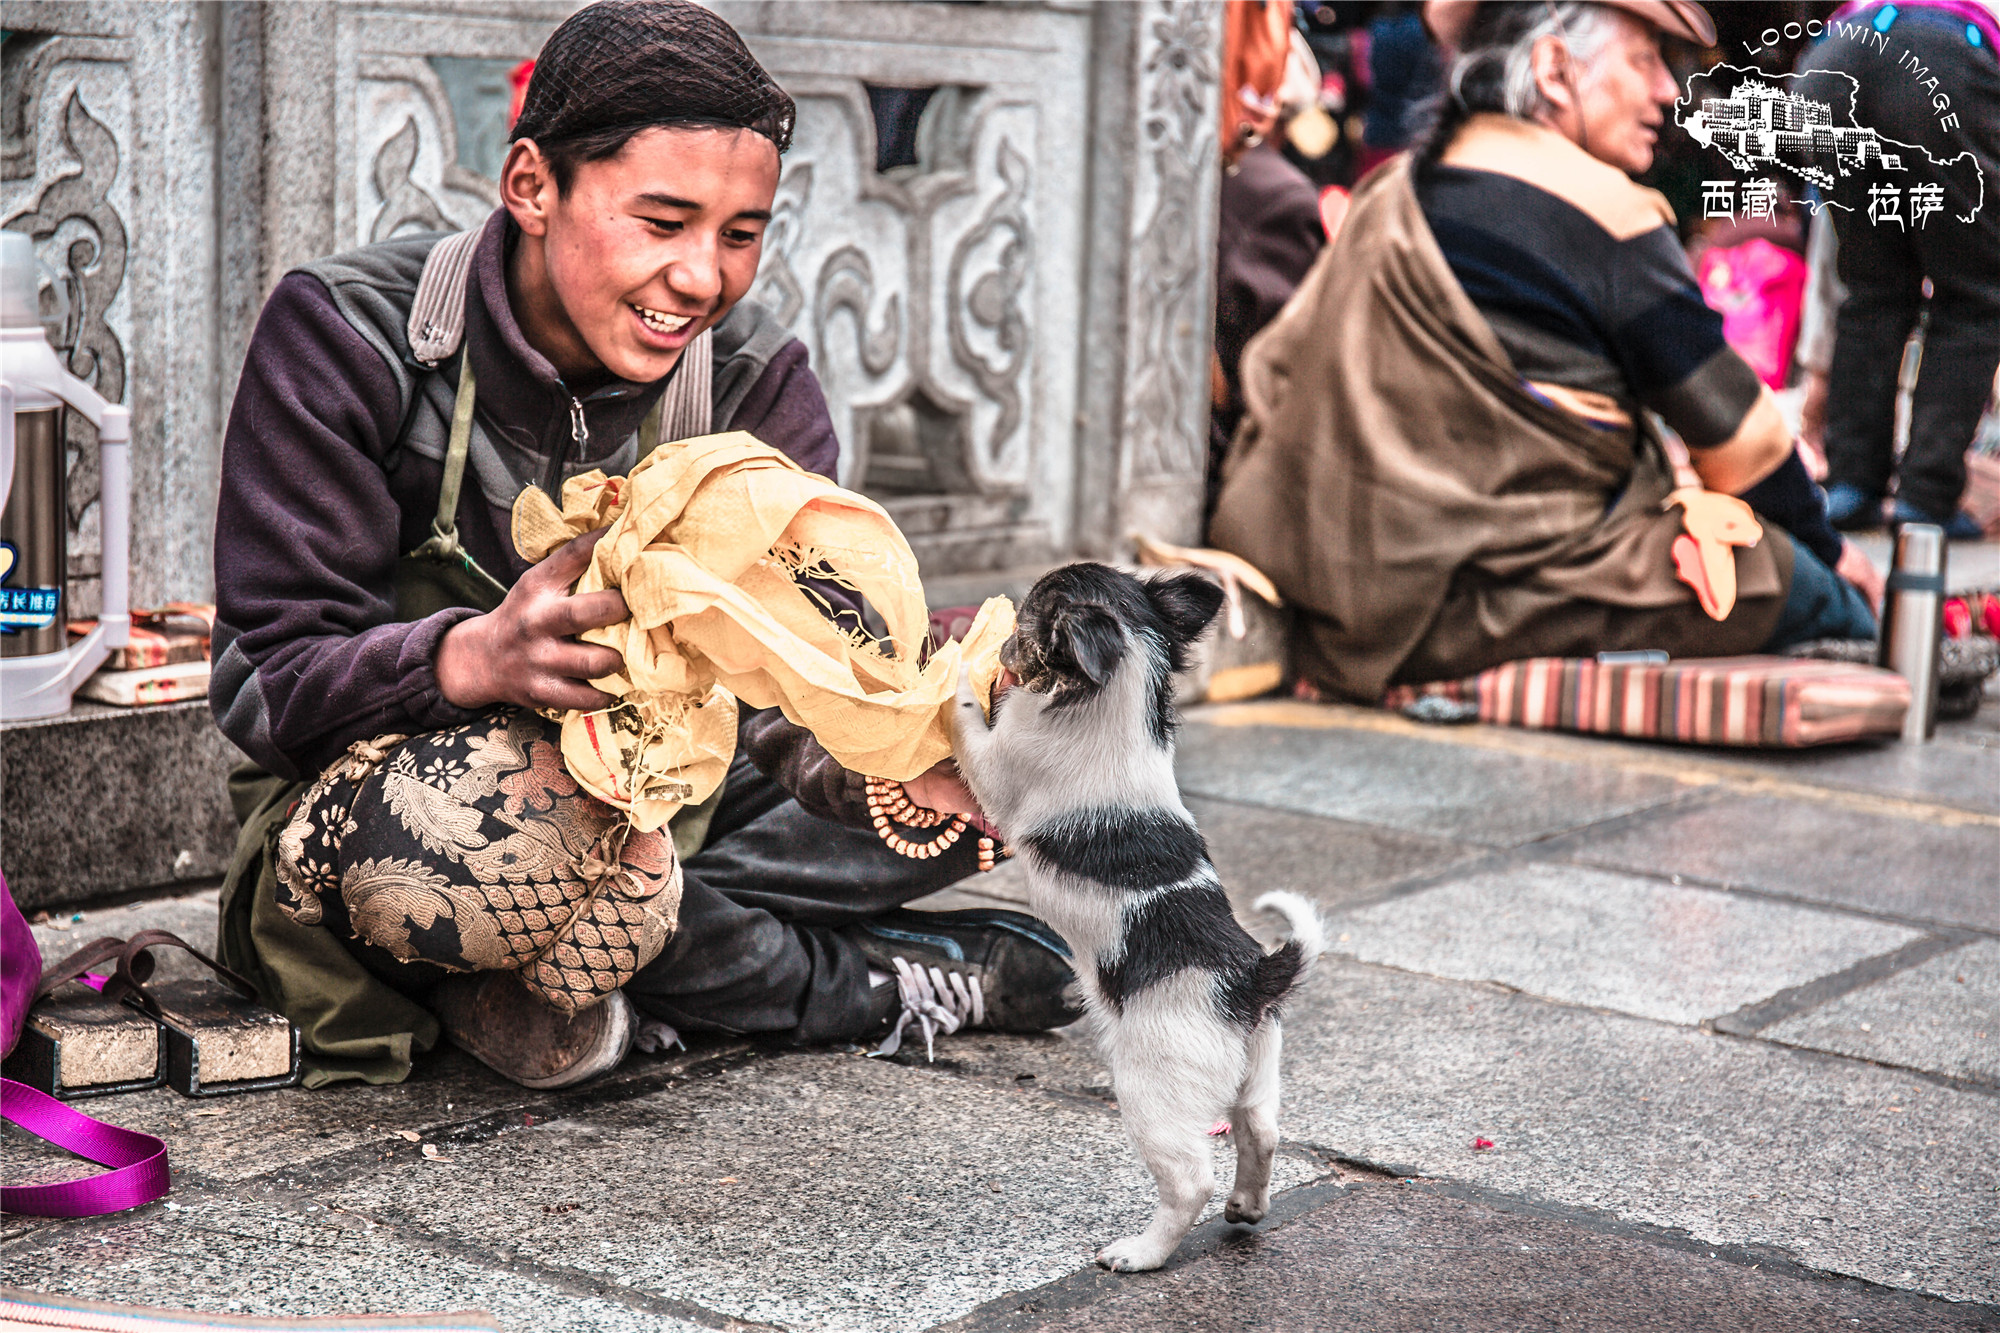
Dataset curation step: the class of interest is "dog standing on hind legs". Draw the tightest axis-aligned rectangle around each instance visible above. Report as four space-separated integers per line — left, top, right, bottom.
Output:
949 562 1326 1272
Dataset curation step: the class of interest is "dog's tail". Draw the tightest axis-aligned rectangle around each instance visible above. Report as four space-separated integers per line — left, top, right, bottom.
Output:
1252 890 1328 978
1244 891 1328 1023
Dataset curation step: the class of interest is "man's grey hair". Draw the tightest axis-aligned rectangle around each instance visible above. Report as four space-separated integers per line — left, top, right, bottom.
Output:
1450 2 1630 123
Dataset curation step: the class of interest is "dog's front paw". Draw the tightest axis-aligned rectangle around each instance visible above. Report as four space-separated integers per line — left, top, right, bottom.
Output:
1095 1235 1171 1273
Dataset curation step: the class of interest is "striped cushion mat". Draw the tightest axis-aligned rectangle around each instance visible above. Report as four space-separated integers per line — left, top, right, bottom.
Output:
1383 656 1910 748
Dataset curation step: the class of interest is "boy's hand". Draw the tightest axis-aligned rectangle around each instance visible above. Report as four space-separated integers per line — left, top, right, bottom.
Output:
904 761 997 838
436 528 629 712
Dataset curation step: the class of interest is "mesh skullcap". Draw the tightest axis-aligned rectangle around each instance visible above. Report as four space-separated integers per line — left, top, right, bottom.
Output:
512 0 794 154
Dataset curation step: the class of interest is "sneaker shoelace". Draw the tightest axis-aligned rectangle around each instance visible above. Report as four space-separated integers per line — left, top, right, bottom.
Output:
870 955 986 1061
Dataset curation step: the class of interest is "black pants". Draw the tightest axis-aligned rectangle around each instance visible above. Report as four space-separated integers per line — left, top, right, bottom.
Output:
1800 9 2000 518
620 750 982 1042
334 745 980 1044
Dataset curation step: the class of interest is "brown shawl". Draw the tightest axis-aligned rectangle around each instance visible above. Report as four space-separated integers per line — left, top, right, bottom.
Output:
1209 153 1788 702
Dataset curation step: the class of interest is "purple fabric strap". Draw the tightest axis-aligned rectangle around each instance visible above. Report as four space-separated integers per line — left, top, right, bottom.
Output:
0 1077 170 1217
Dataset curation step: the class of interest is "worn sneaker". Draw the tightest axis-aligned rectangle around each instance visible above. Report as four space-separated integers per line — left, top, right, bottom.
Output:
853 909 1082 1060
429 971 636 1089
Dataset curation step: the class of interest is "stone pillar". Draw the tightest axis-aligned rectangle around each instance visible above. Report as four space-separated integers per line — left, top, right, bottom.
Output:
1075 0 1223 558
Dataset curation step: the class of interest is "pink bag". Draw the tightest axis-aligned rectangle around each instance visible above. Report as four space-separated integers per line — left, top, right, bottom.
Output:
1 872 171 1216
1697 237 1807 391
2 872 37 1058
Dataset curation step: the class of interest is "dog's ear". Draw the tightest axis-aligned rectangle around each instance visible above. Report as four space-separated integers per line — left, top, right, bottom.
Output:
1048 603 1126 690
1146 572 1226 645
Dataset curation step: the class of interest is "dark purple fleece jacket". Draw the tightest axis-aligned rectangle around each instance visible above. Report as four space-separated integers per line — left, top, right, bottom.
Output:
211 212 855 811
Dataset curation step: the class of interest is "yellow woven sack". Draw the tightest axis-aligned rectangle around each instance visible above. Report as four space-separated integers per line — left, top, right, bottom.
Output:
513 432 1013 832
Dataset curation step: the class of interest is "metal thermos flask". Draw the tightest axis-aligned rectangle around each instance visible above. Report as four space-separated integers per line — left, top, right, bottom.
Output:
1876 523 1946 744
1 400 65 657
0 228 130 719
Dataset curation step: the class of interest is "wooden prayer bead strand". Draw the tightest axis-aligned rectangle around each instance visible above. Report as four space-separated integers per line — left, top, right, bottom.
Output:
865 777 982 866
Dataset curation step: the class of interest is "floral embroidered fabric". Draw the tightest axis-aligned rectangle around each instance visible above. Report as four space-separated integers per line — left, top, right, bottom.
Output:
274 707 681 1016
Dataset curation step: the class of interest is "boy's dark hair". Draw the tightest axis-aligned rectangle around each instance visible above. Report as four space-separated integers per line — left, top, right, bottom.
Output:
512 0 795 193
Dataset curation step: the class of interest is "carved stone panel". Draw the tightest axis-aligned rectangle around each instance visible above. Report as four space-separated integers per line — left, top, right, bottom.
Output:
723 2 1094 574
357 56 501 243
333 6 567 250
2 31 135 614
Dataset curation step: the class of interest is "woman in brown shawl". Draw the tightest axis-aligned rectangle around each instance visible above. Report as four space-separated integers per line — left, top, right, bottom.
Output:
1210 1 1882 703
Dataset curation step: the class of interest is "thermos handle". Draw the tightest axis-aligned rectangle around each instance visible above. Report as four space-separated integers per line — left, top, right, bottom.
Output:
92 403 131 652
58 400 131 697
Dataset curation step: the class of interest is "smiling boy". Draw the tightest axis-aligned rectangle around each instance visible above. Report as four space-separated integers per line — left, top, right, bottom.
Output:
210 0 1077 1089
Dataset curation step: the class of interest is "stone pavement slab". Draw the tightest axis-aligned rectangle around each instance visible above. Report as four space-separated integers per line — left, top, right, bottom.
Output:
1762 941 2000 1087
313 1049 1318 1333
1328 862 1921 1025
1568 794 2000 931
1273 959 2000 1303
881 1028 1117 1101
1690 736 2000 817
912 798 1482 920
0 1042 743 1189
0 1189 708 1333
1187 796 1484 911
26 885 223 982
939 1181 1997 1333
1175 713 1689 846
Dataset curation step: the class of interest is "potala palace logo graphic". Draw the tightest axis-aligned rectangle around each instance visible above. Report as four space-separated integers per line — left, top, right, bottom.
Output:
1676 64 1987 227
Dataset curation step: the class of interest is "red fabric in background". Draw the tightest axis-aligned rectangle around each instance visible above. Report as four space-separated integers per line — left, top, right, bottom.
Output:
1697 238 1807 391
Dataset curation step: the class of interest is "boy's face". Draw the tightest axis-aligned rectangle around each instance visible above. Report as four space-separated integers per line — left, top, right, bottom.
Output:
503 125 780 384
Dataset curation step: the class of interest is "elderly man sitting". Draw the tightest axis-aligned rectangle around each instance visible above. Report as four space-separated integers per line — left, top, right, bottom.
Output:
1211 1 1880 703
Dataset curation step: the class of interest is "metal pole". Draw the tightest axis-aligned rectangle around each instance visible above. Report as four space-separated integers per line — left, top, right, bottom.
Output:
1877 523 1946 744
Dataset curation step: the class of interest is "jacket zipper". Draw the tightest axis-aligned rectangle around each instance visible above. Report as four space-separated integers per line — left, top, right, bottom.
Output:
542 390 591 496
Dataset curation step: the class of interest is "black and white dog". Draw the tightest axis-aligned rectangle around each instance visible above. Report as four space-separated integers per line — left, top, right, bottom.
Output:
950 562 1324 1273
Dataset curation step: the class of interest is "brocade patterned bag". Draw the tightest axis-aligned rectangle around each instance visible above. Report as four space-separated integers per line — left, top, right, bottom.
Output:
274 708 680 1015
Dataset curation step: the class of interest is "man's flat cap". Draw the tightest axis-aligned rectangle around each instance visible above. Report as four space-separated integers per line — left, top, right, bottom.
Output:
1423 1 1716 51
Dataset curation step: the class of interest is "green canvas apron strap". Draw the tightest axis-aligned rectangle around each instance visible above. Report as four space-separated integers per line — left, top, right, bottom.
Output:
394 354 509 618
637 393 664 464
424 353 479 559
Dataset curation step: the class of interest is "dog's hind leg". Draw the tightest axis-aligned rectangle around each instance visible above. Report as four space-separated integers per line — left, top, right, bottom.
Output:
1225 1020 1282 1225
1096 1060 1226 1273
